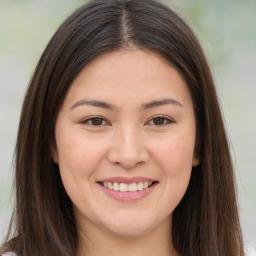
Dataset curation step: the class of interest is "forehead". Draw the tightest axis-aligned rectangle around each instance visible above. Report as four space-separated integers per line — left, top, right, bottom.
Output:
62 49 193 110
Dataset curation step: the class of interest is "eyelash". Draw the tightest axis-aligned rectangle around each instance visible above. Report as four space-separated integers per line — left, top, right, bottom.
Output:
147 116 174 126
81 116 109 126
81 116 174 127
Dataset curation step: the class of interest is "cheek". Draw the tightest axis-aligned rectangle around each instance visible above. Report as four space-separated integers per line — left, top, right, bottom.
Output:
56 132 108 180
155 132 195 165
152 134 195 213
56 134 108 207
152 132 195 186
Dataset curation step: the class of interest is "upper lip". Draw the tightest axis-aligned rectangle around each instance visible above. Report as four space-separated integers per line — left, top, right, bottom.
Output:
97 176 157 184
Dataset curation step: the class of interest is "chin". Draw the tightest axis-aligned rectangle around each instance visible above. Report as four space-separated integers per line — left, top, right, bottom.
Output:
100 215 161 238
107 224 153 237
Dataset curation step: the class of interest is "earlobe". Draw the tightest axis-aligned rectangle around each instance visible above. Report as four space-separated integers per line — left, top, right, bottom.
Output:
192 157 200 166
193 137 201 167
192 148 200 166
50 142 59 164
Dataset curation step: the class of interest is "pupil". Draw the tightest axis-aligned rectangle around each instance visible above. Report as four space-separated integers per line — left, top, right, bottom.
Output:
154 117 164 125
92 118 102 125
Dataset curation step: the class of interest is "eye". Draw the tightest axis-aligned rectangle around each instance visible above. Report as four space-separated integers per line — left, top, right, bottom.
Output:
148 116 174 126
81 117 108 126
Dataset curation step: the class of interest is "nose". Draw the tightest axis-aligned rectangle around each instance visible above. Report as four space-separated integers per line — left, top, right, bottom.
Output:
107 126 149 169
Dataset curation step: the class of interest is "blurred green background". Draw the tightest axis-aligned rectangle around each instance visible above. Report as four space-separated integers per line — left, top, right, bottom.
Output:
0 0 255 253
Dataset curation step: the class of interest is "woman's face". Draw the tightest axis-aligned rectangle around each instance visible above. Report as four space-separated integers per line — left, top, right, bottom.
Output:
52 50 198 237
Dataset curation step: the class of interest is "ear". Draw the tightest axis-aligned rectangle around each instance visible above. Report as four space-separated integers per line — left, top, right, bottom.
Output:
50 141 59 164
192 148 201 166
193 135 201 167
192 156 200 167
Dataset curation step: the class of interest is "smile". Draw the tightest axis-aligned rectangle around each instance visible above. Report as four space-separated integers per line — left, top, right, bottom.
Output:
97 177 158 201
100 181 154 192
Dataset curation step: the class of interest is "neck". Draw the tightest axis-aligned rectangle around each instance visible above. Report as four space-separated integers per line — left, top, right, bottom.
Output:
77 219 178 256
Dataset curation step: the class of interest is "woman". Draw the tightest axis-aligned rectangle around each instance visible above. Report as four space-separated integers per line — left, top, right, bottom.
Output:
0 0 245 255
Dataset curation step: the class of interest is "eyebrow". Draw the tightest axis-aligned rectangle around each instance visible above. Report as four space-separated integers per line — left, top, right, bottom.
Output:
70 99 115 110
70 98 182 111
141 98 183 109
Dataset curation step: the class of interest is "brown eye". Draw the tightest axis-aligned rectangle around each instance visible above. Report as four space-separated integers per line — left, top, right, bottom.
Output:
91 117 103 125
148 116 173 126
82 117 107 126
153 117 165 125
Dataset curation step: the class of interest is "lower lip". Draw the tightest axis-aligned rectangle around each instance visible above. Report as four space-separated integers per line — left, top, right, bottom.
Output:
97 183 158 202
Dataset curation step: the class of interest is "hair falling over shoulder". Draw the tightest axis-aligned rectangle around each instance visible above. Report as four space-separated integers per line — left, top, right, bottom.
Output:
1 0 245 255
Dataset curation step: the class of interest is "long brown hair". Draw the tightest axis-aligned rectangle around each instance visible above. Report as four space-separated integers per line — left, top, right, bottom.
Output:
1 0 244 255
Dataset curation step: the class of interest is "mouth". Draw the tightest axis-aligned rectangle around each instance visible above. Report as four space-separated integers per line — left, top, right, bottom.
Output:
96 178 159 201
97 181 158 192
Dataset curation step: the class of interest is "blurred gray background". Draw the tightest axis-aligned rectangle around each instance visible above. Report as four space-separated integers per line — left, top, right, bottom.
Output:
0 0 255 253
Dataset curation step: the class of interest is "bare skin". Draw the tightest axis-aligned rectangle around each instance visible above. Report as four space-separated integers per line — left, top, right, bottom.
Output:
53 49 197 256
77 215 178 256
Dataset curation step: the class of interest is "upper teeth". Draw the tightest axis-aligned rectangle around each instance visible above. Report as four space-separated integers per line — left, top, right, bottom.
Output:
103 182 153 192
